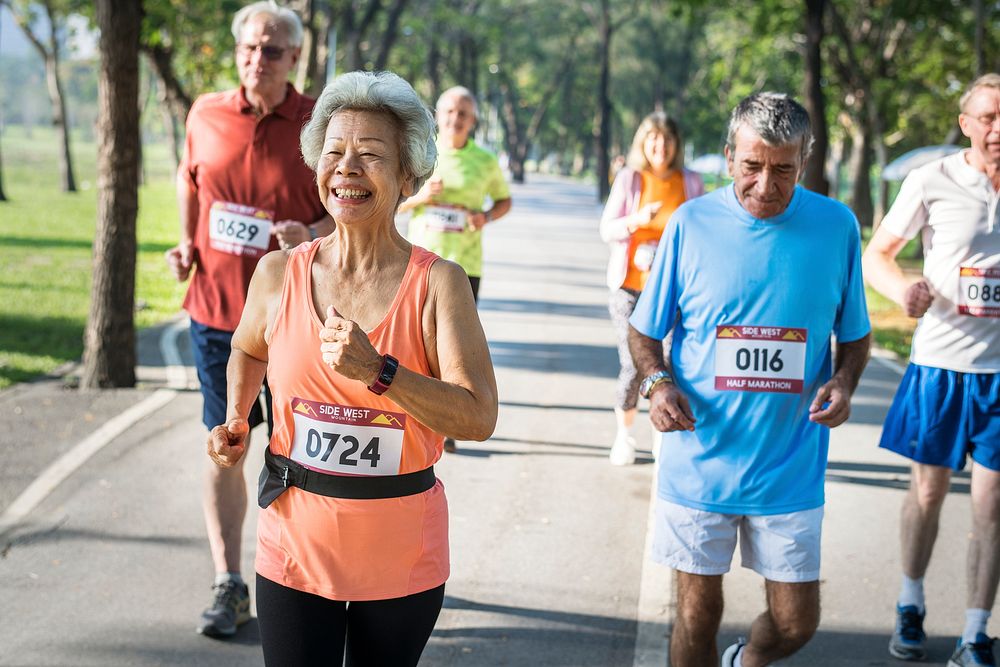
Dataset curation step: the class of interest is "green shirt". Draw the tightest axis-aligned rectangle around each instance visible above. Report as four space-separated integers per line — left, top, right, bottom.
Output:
407 139 510 277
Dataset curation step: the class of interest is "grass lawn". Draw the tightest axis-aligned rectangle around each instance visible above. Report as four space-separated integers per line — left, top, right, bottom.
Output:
0 125 186 389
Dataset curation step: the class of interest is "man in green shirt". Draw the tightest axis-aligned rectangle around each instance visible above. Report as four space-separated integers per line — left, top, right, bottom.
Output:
402 86 512 302
401 86 511 453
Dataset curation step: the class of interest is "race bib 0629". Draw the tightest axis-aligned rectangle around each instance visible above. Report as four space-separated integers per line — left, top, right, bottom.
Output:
715 325 808 394
958 266 1000 317
288 397 406 476
422 205 467 233
208 201 273 258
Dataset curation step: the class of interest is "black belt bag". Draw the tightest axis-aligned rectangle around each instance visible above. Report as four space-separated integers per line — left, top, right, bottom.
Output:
258 448 436 508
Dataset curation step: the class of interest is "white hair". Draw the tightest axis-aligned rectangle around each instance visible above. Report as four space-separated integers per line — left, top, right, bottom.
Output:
301 71 438 194
437 86 479 121
231 1 304 48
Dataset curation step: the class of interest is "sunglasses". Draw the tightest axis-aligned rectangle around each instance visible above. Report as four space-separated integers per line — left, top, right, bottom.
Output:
237 43 287 61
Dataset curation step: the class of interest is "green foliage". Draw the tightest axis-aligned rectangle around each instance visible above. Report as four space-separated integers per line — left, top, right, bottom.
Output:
0 126 185 389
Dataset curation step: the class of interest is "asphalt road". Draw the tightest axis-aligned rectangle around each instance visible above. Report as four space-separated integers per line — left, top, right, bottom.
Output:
0 174 976 666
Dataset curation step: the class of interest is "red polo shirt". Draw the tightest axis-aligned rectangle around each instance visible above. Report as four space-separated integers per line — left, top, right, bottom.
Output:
179 84 324 331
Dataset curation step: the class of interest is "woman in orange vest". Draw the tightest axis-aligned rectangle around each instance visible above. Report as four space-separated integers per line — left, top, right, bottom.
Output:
207 71 498 667
600 113 704 466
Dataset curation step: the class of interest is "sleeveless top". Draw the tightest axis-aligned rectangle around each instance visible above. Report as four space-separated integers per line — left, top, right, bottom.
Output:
255 239 449 601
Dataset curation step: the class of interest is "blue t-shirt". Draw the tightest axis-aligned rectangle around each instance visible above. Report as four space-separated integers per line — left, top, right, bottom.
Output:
630 185 871 515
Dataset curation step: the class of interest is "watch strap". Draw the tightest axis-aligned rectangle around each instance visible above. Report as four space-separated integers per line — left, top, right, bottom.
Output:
367 354 399 395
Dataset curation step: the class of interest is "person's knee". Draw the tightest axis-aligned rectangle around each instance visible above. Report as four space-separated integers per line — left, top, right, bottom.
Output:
675 575 724 635
911 471 950 510
768 595 819 647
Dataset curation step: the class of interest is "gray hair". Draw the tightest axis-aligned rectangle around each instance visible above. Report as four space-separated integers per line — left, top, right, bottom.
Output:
301 71 438 195
726 92 813 163
437 86 479 121
960 73 1000 112
231 1 304 48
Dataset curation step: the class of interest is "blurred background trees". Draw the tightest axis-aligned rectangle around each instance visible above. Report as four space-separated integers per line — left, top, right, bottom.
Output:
3 0 995 211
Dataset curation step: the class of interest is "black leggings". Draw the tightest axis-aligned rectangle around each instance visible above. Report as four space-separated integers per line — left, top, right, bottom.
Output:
257 575 445 667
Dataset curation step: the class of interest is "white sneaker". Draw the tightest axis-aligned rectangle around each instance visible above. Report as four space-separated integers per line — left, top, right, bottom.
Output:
721 637 747 667
609 435 636 466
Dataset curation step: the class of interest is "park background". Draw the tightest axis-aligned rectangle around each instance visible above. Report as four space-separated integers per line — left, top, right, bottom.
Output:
0 0 995 390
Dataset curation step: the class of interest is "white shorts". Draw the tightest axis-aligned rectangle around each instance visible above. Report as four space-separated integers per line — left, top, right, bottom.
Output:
651 498 823 583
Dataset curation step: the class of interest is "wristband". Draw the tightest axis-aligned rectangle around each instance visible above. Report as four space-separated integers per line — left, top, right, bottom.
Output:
367 354 399 395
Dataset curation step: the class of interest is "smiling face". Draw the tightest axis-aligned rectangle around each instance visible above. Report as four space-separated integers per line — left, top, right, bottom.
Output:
642 130 677 173
436 92 476 146
316 109 413 227
959 85 1000 169
725 125 804 219
235 15 299 99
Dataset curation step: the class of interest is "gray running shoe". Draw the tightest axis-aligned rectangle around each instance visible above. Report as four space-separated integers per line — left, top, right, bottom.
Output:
721 637 747 667
889 604 927 661
197 580 250 638
948 633 997 666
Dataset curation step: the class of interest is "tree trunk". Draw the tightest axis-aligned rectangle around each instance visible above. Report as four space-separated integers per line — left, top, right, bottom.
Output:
848 123 874 228
373 0 410 71
36 2 76 193
802 0 829 195
83 0 142 388
142 45 192 167
497 73 526 183
0 10 5 201
594 0 612 202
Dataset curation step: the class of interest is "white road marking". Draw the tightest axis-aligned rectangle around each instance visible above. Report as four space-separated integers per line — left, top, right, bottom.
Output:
0 388 177 541
633 454 671 667
1 319 191 541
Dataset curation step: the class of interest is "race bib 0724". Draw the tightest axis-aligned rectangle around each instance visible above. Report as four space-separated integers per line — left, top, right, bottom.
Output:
958 266 1000 317
208 201 273 258
288 397 406 476
715 325 808 394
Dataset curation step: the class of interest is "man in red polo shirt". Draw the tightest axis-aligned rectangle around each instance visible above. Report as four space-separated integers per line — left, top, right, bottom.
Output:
164 0 331 639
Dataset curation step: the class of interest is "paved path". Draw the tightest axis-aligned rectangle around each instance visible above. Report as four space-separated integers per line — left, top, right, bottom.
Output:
0 174 974 666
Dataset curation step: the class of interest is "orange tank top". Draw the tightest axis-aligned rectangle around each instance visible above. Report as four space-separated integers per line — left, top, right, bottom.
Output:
255 240 449 601
621 169 687 291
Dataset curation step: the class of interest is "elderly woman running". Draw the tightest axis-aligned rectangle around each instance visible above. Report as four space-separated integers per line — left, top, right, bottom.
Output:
600 112 704 465
207 70 498 666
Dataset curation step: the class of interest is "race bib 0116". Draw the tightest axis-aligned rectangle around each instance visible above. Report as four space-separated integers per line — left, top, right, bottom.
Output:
208 201 273 258
288 397 406 476
422 205 468 233
958 266 1000 317
715 325 808 394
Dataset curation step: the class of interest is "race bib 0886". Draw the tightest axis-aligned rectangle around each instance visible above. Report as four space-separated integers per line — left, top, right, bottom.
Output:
288 397 406 476
715 325 808 394
958 266 1000 317
208 201 273 258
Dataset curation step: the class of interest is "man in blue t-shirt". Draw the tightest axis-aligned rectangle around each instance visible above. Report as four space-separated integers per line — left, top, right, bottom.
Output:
628 93 872 667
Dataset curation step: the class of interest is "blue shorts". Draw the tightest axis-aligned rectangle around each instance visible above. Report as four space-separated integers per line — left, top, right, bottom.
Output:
189 318 271 434
879 363 1000 471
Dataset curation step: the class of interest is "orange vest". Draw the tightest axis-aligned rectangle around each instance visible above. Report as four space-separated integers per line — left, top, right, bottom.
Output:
256 240 449 601
621 169 687 291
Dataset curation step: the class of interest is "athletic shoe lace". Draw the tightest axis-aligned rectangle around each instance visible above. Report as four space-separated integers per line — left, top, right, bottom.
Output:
970 636 997 665
211 582 242 612
898 608 925 642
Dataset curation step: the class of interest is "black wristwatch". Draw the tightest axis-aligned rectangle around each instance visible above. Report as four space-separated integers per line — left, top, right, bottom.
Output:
367 354 399 395
639 370 673 399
